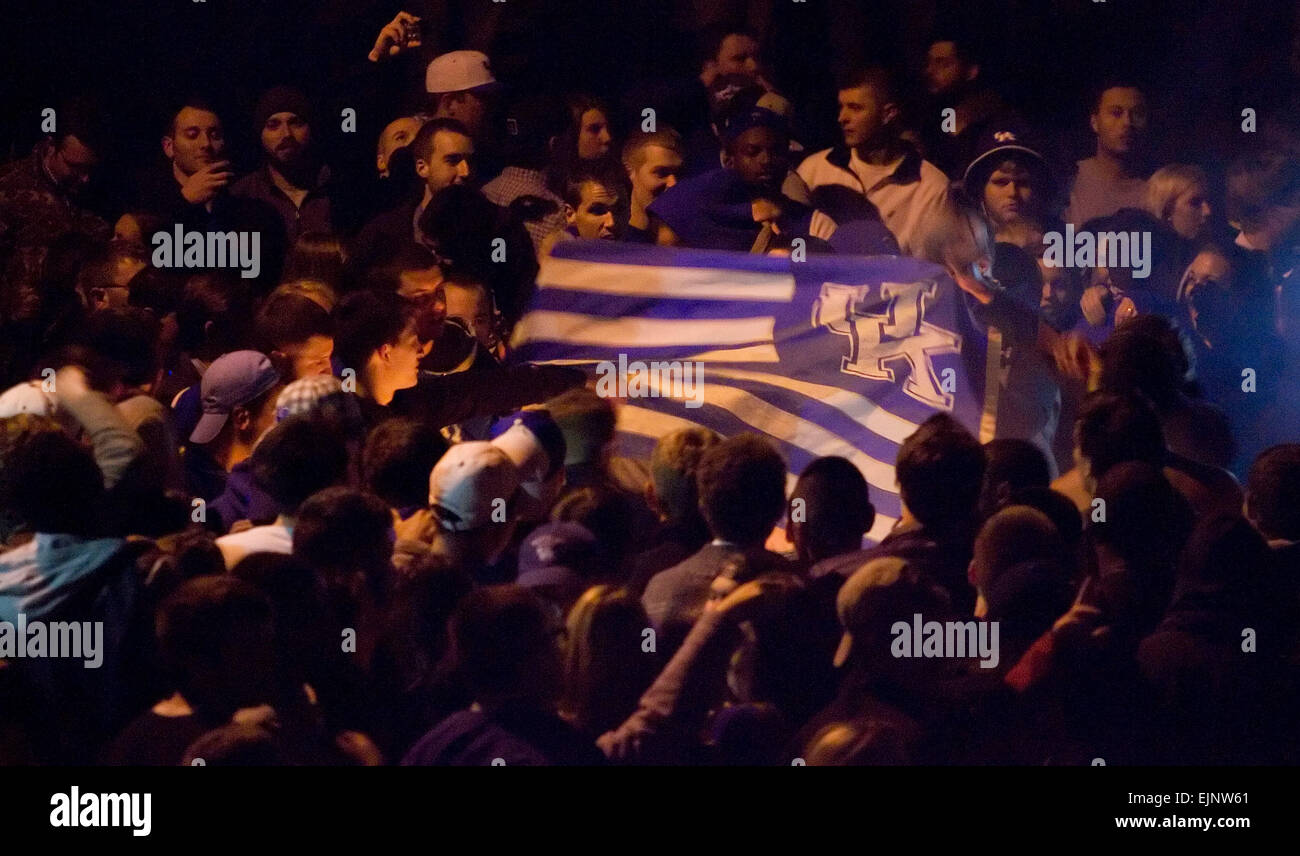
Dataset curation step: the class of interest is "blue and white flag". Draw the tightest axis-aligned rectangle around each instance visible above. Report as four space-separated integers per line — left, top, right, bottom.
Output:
511 240 997 541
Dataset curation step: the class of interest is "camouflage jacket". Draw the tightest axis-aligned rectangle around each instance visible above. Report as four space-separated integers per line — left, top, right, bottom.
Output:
0 144 110 291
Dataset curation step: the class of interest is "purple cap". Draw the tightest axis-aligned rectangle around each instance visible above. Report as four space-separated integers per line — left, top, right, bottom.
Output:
189 351 280 445
516 522 601 588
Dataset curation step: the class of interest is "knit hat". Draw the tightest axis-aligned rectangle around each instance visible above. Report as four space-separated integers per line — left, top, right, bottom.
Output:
254 86 313 132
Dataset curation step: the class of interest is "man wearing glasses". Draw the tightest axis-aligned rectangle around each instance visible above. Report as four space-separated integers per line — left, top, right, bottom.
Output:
0 96 112 294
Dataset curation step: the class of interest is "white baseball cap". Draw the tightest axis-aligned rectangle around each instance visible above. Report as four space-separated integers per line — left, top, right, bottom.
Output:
0 381 56 419
428 441 519 531
425 50 499 95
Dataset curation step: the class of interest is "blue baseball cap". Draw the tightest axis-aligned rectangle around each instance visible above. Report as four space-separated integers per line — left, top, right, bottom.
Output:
190 351 280 445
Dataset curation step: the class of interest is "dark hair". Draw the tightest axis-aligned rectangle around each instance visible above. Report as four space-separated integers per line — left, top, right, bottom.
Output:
250 414 350 514
1247 444 1300 541
363 418 448 510
281 232 346 290
450 585 556 699
1098 315 1192 409
177 273 254 357
550 487 633 571
979 439 1051 518
126 266 185 318
155 575 272 674
292 487 394 592
1091 461 1192 566
0 430 103 535
696 24 759 67
166 97 221 137
835 66 898 104
1089 79 1146 115
410 117 472 164
558 164 623 208
81 306 161 388
180 724 282 766
255 292 334 353
895 413 984 528
696 434 787 545
1226 150 1300 230
791 456 874 555
332 290 412 374
928 33 981 68
1075 392 1166 479
53 96 110 154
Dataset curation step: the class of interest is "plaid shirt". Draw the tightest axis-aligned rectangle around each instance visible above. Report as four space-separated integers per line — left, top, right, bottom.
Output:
481 167 566 254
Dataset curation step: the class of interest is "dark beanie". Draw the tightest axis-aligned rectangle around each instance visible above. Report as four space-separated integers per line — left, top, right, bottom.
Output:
254 86 312 132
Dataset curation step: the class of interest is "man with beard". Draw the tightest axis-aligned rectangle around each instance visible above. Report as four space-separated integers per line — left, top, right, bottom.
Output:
918 35 1008 179
232 87 336 244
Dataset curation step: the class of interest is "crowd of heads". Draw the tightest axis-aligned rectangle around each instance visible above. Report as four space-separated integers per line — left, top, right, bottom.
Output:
2 4 1300 765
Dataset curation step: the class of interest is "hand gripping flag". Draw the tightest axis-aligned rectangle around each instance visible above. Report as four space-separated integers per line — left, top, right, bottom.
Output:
510 240 997 541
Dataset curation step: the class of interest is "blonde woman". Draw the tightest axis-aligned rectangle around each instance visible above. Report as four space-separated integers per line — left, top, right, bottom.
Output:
1146 164 1212 241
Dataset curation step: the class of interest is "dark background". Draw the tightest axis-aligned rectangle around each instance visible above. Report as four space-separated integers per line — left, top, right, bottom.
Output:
3 0 1298 212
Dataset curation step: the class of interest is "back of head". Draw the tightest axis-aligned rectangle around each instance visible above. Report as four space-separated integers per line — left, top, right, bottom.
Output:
363 418 449 510
450 585 559 704
546 387 616 467
1 429 103 535
979 439 1051 517
1146 164 1208 221
1246 444 1300 542
1098 315 1192 409
1173 513 1272 612
1075 391 1166 481
81 306 161 389
282 232 346 292
695 434 787 546
1226 150 1300 231
181 724 283 766
178 274 253 358
256 292 334 355
155 575 274 710
896 413 984 529
1091 461 1192 564
250 413 350 515
649 427 721 524
562 584 657 734
292 487 393 590
973 505 1062 591
790 456 875 556
804 717 914 766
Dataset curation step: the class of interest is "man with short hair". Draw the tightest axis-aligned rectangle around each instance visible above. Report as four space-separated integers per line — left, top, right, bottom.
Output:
232 86 336 243
650 108 834 252
255 292 335 382
621 129 685 243
0 97 111 294
698 27 770 91
376 115 425 179
1064 83 1151 226
541 168 625 254
792 456 877 571
628 427 721 594
797 67 950 256
642 434 794 655
332 290 423 419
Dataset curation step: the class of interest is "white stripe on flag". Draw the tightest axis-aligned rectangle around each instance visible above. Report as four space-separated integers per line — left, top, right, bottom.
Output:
539 256 796 302
703 367 920 444
511 311 774 349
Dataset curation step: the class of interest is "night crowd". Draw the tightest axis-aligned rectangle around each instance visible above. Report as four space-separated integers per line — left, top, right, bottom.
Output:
2 2 1300 765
